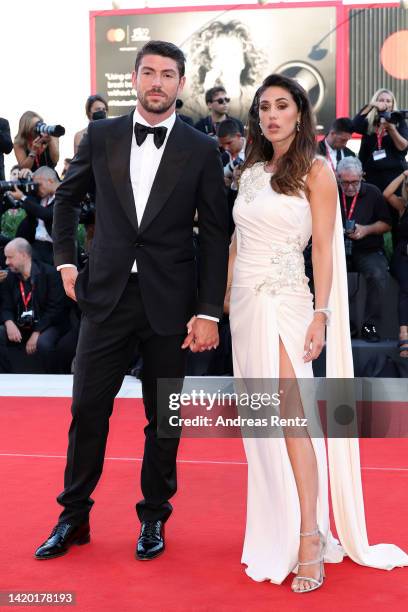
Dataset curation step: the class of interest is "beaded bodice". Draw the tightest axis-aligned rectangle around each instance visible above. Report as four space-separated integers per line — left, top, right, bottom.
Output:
232 162 312 297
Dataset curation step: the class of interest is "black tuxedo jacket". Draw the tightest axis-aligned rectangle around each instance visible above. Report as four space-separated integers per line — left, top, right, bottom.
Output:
16 195 54 243
317 139 355 161
52 113 229 335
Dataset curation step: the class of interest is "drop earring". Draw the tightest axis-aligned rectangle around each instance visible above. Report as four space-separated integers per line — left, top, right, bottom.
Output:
296 120 301 132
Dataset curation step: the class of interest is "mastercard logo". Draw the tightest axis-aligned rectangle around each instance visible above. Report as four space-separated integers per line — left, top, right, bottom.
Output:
106 28 126 43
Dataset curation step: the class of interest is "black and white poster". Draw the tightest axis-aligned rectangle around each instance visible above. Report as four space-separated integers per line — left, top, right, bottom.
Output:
92 5 337 130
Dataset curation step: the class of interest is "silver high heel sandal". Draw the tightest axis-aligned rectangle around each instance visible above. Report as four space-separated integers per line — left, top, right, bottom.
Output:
291 528 326 593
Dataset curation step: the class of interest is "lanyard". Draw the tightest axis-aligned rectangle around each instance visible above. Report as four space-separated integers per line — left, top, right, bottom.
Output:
342 192 358 220
376 126 385 150
19 281 32 309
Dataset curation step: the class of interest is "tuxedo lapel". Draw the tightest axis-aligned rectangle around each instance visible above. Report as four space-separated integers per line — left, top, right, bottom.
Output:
139 118 193 234
106 112 138 233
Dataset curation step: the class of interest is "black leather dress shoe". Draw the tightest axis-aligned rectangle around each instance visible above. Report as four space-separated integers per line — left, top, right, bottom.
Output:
136 520 165 560
361 323 380 343
34 521 90 560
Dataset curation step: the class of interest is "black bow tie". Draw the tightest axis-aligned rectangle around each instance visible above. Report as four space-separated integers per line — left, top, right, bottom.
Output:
134 122 167 149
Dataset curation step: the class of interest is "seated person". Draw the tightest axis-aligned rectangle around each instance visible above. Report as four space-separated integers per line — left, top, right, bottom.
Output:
0 238 69 373
337 157 392 342
12 166 60 265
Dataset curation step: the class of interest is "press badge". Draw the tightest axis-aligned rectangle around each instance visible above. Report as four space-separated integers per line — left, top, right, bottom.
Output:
373 149 387 161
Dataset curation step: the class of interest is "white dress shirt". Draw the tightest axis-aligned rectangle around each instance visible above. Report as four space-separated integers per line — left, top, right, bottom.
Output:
130 108 176 272
325 139 343 170
34 194 54 243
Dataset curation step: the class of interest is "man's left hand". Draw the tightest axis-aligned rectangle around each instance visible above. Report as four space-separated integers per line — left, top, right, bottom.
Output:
182 317 219 352
26 331 40 355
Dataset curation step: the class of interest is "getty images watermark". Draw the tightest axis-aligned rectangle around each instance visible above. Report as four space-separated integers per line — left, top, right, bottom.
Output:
167 389 308 429
156 377 408 439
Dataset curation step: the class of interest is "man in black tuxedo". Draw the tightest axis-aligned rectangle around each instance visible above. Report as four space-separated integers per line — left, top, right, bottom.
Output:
34 41 229 561
317 117 355 172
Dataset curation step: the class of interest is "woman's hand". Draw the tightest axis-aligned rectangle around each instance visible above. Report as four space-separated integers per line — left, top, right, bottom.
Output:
303 313 326 362
372 101 387 112
30 136 48 155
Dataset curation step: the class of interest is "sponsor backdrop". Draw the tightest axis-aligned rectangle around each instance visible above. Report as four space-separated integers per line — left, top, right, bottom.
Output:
91 5 337 131
91 4 408 130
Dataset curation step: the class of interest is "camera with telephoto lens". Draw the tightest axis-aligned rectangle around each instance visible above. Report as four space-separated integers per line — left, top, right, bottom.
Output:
226 156 244 174
34 121 65 138
378 110 408 125
79 193 96 225
345 219 356 234
17 310 35 329
0 179 38 213
0 179 38 196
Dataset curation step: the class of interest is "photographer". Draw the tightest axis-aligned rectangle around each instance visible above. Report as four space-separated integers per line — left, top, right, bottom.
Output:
13 111 62 171
352 89 408 192
11 167 60 265
218 119 245 238
0 238 68 373
74 94 108 155
0 117 13 181
317 117 355 171
383 171 408 358
337 157 392 342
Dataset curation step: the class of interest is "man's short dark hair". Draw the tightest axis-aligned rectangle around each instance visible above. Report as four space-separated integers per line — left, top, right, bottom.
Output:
134 41 186 78
330 117 354 134
217 119 241 139
205 87 227 105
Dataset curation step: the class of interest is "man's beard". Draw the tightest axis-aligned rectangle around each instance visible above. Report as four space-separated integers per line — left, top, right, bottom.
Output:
138 90 176 114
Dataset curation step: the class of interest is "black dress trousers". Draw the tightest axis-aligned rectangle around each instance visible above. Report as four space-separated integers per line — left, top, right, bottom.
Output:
57 274 187 525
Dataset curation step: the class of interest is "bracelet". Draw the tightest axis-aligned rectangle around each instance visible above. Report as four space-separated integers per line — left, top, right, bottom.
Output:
28 152 36 159
314 308 331 325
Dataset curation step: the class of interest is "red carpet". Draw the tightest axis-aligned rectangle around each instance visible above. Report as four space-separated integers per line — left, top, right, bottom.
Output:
0 396 407 611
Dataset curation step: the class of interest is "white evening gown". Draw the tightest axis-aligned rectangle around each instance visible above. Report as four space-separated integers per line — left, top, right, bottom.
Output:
229 161 408 584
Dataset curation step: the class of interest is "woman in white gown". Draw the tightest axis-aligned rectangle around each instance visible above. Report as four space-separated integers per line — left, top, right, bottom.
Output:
227 74 408 592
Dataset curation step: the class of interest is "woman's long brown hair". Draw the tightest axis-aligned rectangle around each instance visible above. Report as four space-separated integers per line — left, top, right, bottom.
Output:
243 74 317 197
14 111 43 148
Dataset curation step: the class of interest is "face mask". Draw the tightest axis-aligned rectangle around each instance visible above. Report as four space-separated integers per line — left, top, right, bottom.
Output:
92 110 107 121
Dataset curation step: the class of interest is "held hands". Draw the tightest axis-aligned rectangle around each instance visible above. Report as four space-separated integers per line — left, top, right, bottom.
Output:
182 316 219 352
303 313 326 363
60 267 78 302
